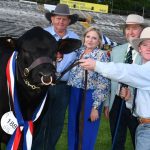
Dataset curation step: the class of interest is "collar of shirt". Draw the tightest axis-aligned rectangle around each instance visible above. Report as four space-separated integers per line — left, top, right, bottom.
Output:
78 47 100 59
127 44 139 63
51 26 69 40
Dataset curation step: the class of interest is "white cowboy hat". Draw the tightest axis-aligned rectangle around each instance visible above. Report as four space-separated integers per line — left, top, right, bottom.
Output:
120 14 148 28
45 4 79 25
131 27 150 51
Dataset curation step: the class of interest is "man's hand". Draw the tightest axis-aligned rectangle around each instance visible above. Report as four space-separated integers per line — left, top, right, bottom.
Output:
119 87 131 101
56 52 63 62
79 58 96 71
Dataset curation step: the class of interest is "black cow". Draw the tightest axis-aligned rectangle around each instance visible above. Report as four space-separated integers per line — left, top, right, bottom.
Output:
0 26 81 149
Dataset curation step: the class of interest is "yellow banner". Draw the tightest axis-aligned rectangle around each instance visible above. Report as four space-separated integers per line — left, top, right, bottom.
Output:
60 0 108 13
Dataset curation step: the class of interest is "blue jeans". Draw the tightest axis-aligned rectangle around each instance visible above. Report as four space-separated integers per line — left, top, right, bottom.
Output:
32 82 70 150
135 123 150 150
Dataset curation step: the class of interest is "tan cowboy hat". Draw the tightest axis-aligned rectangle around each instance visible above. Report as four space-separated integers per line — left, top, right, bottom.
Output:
45 4 79 25
120 14 148 28
131 27 150 51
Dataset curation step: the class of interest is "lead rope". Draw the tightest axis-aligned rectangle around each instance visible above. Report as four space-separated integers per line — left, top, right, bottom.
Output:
56 59 80 82
78 70 88 150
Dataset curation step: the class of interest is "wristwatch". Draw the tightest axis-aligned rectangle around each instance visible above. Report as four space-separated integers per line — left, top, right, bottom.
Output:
93 106 99 110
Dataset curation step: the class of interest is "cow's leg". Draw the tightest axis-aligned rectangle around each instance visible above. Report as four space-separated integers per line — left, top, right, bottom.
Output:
0 120 2 150
0 131 2 150
0 131 8 150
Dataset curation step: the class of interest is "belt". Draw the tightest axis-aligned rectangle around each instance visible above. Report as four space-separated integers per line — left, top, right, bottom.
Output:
138 118 150 124
58 81 67 84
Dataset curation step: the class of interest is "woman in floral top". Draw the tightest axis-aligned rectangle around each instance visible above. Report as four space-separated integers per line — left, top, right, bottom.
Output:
67 26 110 150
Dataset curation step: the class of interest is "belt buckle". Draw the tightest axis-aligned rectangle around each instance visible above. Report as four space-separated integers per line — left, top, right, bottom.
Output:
138 118 143 124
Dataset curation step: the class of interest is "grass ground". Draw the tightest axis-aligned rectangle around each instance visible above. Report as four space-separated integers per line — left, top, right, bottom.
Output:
1 112 133 150
56 111 134 150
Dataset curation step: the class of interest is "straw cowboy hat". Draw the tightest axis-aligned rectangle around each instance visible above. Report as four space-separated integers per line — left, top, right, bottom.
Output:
45 4 79 25
120 14 148 28
131 27 150 51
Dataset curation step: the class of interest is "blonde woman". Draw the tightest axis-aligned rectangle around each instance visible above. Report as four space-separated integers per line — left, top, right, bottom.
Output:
67 26 110 150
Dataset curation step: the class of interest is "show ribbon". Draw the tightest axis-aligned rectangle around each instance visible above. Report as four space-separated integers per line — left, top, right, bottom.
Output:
6 51 47 150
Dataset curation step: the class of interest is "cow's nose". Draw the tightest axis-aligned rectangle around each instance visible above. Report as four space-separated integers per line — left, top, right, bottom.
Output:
41 75 53 85
39 72 54 85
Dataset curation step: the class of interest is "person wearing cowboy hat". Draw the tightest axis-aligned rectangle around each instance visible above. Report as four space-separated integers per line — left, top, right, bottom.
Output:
32 4 80 150
79 26 150 150
45 4 79 28
45 4 117 50
102 14 147 150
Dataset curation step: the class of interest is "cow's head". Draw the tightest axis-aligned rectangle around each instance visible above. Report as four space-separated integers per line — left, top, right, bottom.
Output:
15 26 81 90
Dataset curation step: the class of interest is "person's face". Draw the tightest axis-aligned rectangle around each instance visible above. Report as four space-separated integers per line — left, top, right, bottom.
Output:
51 15 71 32
84 30 100 50
139 40 150 63
125 24 143 42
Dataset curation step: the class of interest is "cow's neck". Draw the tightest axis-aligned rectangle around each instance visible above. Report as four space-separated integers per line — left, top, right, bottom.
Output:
15 75 47 120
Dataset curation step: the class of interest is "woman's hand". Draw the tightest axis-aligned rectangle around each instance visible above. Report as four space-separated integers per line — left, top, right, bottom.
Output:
90 108 99 122
119 87 131 101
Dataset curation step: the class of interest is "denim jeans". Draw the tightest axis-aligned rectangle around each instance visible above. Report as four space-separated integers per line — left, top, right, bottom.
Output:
135 123 150 150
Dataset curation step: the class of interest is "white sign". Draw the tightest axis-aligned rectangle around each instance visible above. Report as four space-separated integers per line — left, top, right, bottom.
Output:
44 4 56 12
1 111 18 135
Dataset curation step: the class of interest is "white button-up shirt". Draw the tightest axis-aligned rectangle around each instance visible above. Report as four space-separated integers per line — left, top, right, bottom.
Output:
95 61 150 118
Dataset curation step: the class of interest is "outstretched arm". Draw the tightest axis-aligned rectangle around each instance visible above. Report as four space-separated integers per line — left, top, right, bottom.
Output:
80 58 150 90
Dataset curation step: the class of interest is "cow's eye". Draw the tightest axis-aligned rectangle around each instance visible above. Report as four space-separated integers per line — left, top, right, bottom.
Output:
22 49 30 57
50 54 56 61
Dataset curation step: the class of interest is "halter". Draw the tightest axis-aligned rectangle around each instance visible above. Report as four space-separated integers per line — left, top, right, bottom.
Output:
17 54 55 90
23 57 53 77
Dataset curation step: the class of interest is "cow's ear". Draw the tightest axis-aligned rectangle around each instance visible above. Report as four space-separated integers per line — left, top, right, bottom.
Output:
7 37 17 51
57 38 82 54
1 37 17 51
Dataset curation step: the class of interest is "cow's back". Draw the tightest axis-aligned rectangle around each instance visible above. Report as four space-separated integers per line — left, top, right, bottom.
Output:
0 37 14 106
0 38 14 143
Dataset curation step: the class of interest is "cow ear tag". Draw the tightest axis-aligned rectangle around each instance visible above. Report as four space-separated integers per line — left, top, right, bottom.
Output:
1 111 18 135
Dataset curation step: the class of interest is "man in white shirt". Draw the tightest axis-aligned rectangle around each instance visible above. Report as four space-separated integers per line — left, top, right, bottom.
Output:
104 14 145 150
79 27 150 150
